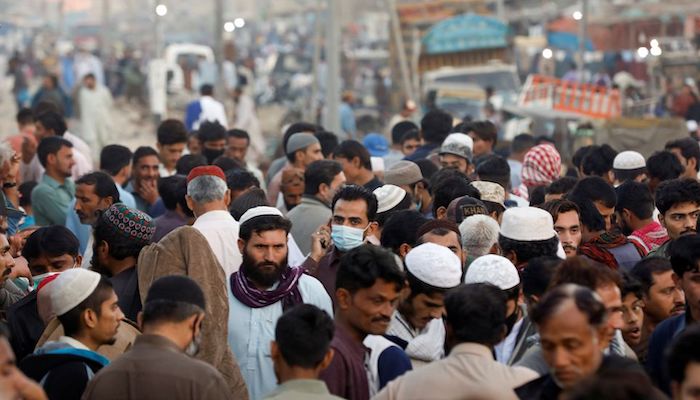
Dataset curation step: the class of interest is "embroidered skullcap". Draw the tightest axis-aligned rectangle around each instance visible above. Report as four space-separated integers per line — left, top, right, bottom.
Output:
101 203 155 245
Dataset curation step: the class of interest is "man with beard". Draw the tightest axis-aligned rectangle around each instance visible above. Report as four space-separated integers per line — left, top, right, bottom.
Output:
126 146 161 216
540 199 582 258
228 206 332 400
92 203 155 322
616 181 669 255
83 276 231 400
21 269 122 400
186 166 242 277
648 178 700 259
630 257 685 363
68 171 119 268
31 137 75 226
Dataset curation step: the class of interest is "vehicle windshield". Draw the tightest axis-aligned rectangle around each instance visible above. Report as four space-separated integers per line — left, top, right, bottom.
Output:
432 71 519 93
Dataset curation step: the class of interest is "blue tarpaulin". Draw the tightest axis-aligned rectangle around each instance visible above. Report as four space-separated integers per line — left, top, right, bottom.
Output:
422 13 509 55
547 31 595 52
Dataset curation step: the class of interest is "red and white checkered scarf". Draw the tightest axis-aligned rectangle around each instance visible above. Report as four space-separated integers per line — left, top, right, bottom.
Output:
521 143 561 188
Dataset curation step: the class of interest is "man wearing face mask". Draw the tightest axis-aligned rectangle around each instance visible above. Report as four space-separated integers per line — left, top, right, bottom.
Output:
304 185 379 306
198 121 228 165
82 275 232 400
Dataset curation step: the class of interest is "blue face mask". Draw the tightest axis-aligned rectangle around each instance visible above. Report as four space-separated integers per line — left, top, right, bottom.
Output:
331 224 368 252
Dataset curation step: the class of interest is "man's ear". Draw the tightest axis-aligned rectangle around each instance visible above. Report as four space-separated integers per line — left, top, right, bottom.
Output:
185 195 195 213
672 272 682 287
398 243 412 259
270 341 280 362
436 206 447 220
237 238 245 253
74 255 83 267
351 156 361 169
83 309 98 329
596 325 611 351
47 153 57 166
336 288 351 311
224 189 232 207
318 348 335 371
503 249 518 266
365 221 379 238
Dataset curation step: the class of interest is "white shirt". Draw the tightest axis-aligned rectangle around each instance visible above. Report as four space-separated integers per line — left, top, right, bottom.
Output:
194 96 228 130
64 131 94 167
192 210 242 277
58 336 90 351
494 317 524 364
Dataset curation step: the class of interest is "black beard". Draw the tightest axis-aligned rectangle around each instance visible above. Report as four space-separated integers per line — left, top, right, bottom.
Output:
240 251 288 288
90 241 109 276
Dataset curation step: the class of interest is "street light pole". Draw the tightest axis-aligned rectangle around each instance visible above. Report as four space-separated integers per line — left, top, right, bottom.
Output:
578 0 588 82
324 0 341 134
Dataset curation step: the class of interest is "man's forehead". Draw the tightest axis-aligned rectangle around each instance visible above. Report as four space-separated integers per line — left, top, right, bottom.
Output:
138 155 160 166
668 202 700 213
333 199 368 217
422 231 460 247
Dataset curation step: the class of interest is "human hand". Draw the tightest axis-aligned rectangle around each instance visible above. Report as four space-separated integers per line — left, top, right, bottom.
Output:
138 180 159 205
309 225 331 263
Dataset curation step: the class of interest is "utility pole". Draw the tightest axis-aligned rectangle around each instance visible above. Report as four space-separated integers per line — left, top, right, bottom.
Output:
578 0 588 82
214 0 225 98
323 0 341 134
495 0 505 22
386 0 415 103
101 0 111 53
307 0 323 122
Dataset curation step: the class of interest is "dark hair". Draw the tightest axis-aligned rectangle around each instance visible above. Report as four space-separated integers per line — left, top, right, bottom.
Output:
539 199 580 225
569 196 606 232
547 176 578 196
511 133 535 154
400 130 421 145
335 244 404 293
35 111 67 136
16 108 34 125
476 155 510 190
468 120 498 147
531 284 607 328
569 176 616 209
431 175 480 216
521 256 562 299
629 257 672 296
550 256 622 290
200 84 214 96
212 156 244 172
23 226 80 274
275 304 334 368
226 168 260 192
175 154 208 175
239 215 292 241
380 210 429 254
565 367 664 400
304 160 343 196
75 171 120 203
37 136 72 167
621 272 643 300
227 128 250 143
613 167 647 184
376 193 413 227
655 178 700 215
157 119 188 145
58 278 114 336
334 140 372 170
444 283 507 346
158 175 189 213
315 131 339 158
668 325 700 385
647 150 685 183
100 145 133 176
93 212 152 260
132 146 159 166
529 186 547 207
666 137 700 172
414 158 439 182
142 300 204 327
573 145 595 171
669 235 700 278
615 181 653 219
498 235 559 264
420 109 453 144
198 121 227 143
391 121 419 145
33 101 61 116
230 188 268 220
581 144 617 177
18 181 37 208
331 185 378 222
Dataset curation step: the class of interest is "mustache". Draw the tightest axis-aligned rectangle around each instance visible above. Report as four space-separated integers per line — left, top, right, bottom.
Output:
371 316 391 324
562 244 577 251
2 267 12 277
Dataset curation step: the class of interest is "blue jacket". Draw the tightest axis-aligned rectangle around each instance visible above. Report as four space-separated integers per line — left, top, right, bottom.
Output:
646 312 690 395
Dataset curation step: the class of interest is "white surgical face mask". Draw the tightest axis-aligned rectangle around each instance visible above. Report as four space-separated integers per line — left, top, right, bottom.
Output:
331 224 369 252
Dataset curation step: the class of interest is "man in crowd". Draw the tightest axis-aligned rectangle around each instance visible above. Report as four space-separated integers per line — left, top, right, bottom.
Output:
185 84 228 131
518 143 561 200
279 168 304 214
569 176 617 232
320 244 406 400
32 137 75 226
459 215 500 264
498 207 560 270
508 133 535 190
197 121 228 165
266 304 342 400
466 121 497 162
581 144 617 185
667 326 700 400
384 161 432 218
405 109 452 162
82 276 231 400
186 166 241 277
7 226 81 360
620 273 645 349
612 150 647 185
228 206 332 400
20 269 122 399
99 144 136 209
0 323 47 400
127 146 161 216
92 203 154 322
540 199 581 258
376 283 538 399
334 140 383 192
665 137 700 180
649 178 700 258
386 243 462 365
384 121 419 168
646 150 685 195
438 140 473 176
288 160 345 255
268 132 324 205
76 73 113 152
226 128 264 184
153 175 193 242
630 257 685 363
616 181 669 255
156 119 188 177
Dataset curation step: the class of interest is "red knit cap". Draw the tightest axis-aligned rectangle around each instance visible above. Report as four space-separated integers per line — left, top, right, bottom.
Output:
187 165 226 183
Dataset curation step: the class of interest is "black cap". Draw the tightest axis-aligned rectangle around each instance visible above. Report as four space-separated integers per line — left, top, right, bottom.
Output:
145 275 206 310
447 196 488 224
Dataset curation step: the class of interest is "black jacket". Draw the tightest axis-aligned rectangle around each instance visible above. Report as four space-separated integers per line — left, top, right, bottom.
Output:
7 290 45 361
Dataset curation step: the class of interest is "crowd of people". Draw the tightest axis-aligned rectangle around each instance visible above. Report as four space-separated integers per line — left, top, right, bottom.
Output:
2 90 700 400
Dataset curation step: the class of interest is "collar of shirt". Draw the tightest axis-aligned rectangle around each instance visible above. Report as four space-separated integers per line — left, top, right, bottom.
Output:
273 379 332 395
195 209 236 223
58 336 91 351
448 342 495 359
161 209 188 224
133 334 184 354
494 316 525 363
334 322 370 358
42 174 74 191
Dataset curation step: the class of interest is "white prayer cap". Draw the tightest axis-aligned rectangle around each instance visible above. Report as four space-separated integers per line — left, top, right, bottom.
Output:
500 207 556 241
464 254 520 290
443 133 474 151
405 243 462 289
49 269 102 317
374 185 408 214
688 120 698 133
470 181 505 208
613 151 646 170
371 156 385 173
239 206 284 225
